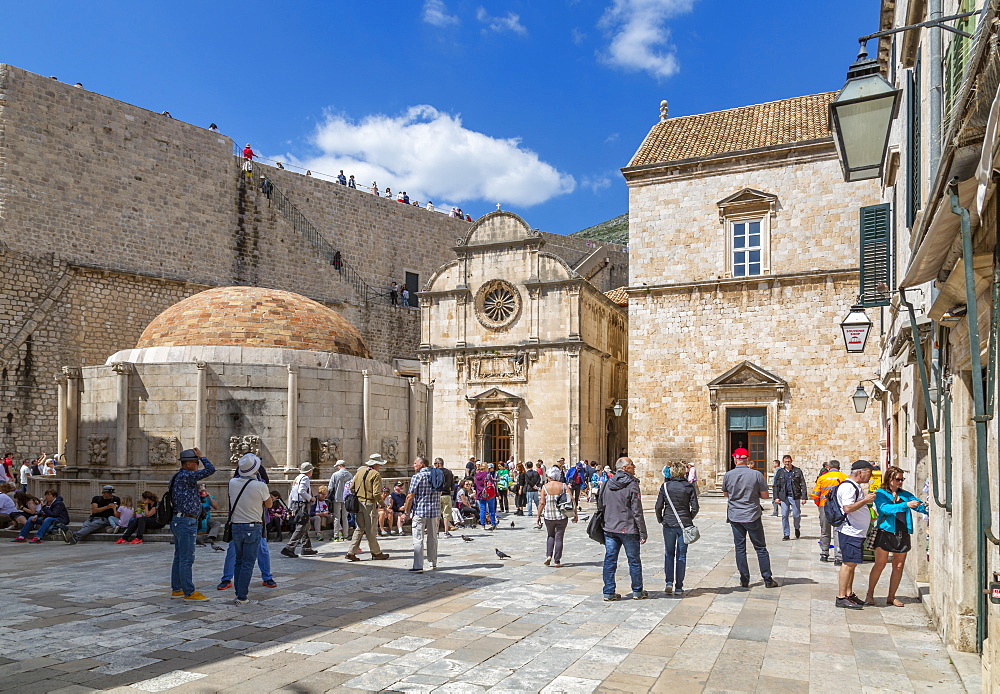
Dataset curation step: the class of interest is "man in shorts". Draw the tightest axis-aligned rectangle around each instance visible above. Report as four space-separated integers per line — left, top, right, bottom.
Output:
434 458 456 538
835 460 877 609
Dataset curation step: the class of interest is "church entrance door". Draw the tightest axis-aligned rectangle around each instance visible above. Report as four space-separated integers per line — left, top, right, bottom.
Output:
727 407 766 472
483 419 511 466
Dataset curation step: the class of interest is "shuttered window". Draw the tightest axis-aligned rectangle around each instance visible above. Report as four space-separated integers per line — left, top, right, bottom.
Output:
860 203 891 307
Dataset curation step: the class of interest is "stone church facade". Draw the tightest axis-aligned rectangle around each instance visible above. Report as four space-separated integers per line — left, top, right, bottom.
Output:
420 211 628 466
622 95 883 490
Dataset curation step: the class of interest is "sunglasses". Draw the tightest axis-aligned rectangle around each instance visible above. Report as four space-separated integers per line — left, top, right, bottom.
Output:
892 476 905 482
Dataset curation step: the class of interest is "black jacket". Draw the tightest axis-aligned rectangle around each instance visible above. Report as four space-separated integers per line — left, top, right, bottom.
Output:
599 470 647 540
40 496 70 525
654 479 699 528
773 466 807 500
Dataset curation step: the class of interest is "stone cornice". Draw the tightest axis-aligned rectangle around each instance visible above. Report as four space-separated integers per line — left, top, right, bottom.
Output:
628 268 859 295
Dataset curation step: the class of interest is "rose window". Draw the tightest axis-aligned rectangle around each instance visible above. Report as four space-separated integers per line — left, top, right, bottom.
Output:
475 280 521 329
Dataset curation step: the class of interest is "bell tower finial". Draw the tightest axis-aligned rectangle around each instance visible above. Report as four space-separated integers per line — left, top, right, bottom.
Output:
660 100 669 122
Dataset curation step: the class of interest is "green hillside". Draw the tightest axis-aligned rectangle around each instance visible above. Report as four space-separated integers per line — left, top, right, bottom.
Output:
571 213 628 245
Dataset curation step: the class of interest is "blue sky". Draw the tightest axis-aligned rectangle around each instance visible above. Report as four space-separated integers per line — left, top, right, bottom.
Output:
5 1 881 235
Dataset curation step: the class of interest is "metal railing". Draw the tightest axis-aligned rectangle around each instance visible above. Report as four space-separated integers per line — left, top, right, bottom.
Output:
239 158 384 304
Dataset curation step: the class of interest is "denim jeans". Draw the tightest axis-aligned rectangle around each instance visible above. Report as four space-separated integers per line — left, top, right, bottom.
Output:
662 525 688 589
478 498 497 527
526 491 539 516
730 518 773 582
73 516 111 540
603 531 643 596
780 496 801 537
19 516 59 540
170 515 198 595
230 523 262 600
222 535 273 583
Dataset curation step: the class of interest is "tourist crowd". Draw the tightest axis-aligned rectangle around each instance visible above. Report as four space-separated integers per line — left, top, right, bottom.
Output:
2 446 924 612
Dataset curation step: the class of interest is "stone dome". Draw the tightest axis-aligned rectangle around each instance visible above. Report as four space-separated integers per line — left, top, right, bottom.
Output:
136 287 371 358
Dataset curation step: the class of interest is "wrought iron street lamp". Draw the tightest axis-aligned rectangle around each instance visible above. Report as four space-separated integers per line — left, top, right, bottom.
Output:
840 304 873 353
852 382 871 413
829 42 901 182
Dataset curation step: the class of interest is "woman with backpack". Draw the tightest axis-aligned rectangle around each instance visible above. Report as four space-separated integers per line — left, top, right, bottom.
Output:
864 465 927 607
473 463 498 530
535 466 578 567
654 462 699 597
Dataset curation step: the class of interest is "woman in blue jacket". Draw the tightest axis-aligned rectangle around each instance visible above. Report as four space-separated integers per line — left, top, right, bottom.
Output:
864 466 927 607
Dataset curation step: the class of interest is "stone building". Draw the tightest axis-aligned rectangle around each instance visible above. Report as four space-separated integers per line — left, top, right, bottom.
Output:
622 95 883 491
419 211 628 466
869 0 1000 681
0 64 623 460
51 286 427 514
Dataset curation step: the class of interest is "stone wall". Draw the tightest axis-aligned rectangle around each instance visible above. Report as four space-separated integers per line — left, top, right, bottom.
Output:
627 271 882 490
0 65 625 458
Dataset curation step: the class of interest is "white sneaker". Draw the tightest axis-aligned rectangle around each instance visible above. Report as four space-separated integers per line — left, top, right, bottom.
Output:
234 598 259 606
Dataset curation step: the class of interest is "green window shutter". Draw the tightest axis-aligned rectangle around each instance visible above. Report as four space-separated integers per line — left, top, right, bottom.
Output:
860 203 891 307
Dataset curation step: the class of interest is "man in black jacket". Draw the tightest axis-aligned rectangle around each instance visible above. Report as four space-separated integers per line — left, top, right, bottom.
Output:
774 455 807 540
12 488 69 543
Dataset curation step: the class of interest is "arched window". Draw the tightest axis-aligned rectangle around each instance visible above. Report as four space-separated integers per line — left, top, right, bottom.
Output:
483 419 511 465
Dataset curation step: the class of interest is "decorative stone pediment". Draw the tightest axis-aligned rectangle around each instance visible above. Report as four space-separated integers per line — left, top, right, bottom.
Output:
708 361 787 410
468 351 528 383
717 188 778 222
466 387 523 406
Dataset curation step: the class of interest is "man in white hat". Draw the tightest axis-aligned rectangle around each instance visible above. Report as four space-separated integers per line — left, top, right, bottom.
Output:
346 455 390 561
227 453 272 605
327 460 352 541
281 462 317 558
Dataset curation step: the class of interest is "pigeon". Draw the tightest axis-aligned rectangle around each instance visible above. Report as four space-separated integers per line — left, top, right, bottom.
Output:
578 515 589 522
211 544 225 552
461 535 474 542
510 521 515 528
495 549 511 560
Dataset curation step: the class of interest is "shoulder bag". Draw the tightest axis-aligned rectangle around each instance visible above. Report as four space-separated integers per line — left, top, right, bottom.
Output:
586 488 606 544
222 477 253 542
664 482 700 544
344 469 370 515
223 478 253 543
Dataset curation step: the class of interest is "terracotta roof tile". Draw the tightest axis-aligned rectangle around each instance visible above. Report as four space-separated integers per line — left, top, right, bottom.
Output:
604 286 629 306
627 92 836 168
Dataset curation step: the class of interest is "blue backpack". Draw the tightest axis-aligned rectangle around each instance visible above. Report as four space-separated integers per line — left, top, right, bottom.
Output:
429 467 448 493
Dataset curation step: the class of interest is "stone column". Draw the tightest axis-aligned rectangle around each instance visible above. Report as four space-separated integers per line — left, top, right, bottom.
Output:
286 365 298 472
63 367 81 467
55 372 68 460
425 381 434 460
194 362 207 451
362 370 371 458
112 362 131 470
512 407 520 464
567 345 580 464
408 378 418 465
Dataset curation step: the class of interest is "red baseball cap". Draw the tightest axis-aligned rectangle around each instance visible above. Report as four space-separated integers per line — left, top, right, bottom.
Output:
733 448 749 457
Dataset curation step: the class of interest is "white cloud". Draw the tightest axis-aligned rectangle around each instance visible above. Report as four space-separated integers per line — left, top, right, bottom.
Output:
288 106 575 208
581 173 614 193
571 27 587 45
476 7 528 36
423 0 459 27
598 0 696 79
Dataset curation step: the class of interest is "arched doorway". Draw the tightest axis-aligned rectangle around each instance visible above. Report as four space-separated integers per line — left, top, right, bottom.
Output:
483 419 511 465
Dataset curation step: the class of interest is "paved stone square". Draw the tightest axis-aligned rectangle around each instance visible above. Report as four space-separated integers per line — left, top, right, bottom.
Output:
0 498 973 693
